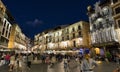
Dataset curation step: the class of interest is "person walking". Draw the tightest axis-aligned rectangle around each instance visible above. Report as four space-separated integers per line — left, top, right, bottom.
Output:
63 57 69 72
81 54 97 72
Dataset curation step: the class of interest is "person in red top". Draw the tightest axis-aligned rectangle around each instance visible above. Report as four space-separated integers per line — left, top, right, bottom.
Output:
5 53 10 65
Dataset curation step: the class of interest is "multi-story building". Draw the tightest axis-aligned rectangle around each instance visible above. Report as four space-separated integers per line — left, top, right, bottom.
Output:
0 0 30 52
66 21 90 49
25 36 31 51
87 0 120 55
0 0 6 49
8 24 28 52
111 0 120 52
33 21 90 53
0 9 14 50
0 0 6 36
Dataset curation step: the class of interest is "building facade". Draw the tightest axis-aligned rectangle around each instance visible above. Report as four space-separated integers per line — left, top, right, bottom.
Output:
0 0 31 52
111 0 120 52
8 24 28 52
33 21 90 53
0 0 6 38
0 9 14 50
0 0 6 49
87 0 120 55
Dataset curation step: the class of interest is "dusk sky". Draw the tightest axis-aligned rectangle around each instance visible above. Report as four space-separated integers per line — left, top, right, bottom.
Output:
2 0 99 39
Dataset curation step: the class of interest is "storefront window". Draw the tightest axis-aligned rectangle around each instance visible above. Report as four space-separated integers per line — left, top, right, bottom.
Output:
95 48 100 54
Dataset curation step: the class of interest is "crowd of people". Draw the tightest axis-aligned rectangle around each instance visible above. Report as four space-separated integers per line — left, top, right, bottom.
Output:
38 53 98 72
0 52 96 72
0 52 34 72
0 51 120 72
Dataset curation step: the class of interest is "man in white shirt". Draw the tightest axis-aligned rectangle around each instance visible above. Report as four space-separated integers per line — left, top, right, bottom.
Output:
81 54 97 72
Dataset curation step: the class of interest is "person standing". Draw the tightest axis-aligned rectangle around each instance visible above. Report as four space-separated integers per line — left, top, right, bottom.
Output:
9 54 15 71
0 53 6 66
63 56 69 72
27 53 33 70
68 57 80 72
5 53 10 65
81 54 97 72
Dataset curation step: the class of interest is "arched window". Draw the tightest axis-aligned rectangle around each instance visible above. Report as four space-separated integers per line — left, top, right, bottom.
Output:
67 28 69 33
73 33 75 38
73 41 76 47
78 25 81 30
72 27 75 32
67 35 69 40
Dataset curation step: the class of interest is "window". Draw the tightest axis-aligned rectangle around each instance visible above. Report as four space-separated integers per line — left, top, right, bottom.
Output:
8 33 10 38
79 32 82 37
73 33 75 38
46 36 48 43
9 27 11 32
72 28 75 32
49 36 52 42
62 30 64 34
115 7 120 14
99 22 103 29
53 38 55 42
67 29 69 33
62 37 64 41
3 20 6 27
2 28 5 35
5 31 8 37
7 24 9 29
46 45 47 49
118 20 120 28
0 17 2 22
67 35 69 40
78 25 81 30
73 41 76 47
0 37 5 43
